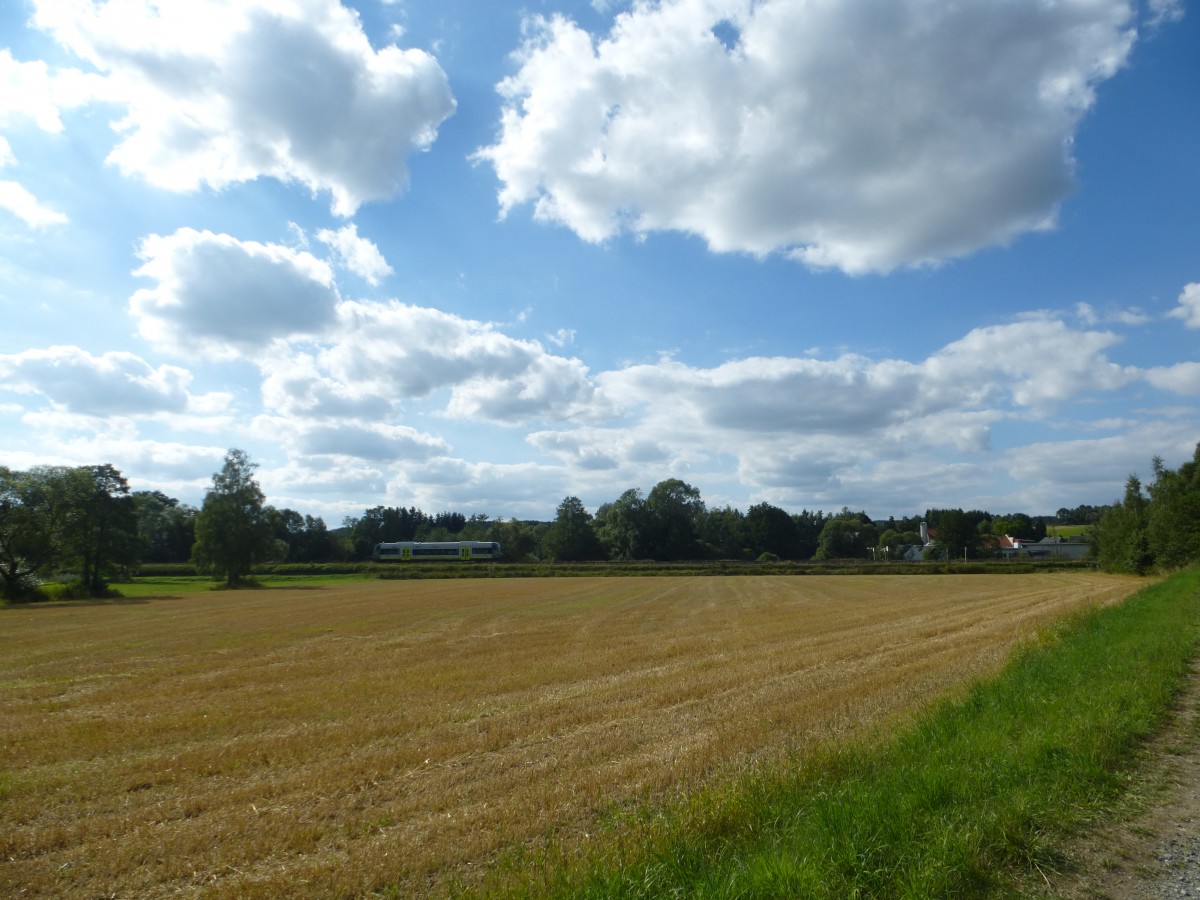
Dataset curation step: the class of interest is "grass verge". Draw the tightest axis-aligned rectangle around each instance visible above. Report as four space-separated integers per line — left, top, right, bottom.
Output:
484 569 1200 899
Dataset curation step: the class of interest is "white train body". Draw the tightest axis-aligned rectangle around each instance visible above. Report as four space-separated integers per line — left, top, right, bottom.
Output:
372 540 502 561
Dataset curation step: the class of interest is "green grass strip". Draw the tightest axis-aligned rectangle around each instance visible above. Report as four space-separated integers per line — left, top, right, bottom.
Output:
496 570 1200 899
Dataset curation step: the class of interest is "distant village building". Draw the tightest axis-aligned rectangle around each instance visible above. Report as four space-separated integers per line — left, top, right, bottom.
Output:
998 534 1091 560
902 522 938 561
901 524 1091 562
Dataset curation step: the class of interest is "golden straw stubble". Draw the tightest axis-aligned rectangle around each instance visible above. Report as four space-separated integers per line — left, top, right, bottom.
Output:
0 572 1143 897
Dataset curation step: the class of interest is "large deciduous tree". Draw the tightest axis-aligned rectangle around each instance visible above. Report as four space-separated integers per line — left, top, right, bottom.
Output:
133 490 196 563
815 515 878 560
1094 474 1153 574
266 507 340 563
792 509 828 560
192 449 274 587
0 464 138 600
488 518 542 562
60 464 137 595
990 512 1040 540
698 505 747 559
645 479 706 560
744 502 798 560
1147 449 1200 570
0 467 60 601
542 496 605 561
345 505 429 559
932 508 981 559
595 489 651 560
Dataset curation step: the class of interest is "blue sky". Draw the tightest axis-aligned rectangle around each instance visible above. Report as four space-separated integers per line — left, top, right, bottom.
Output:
0 0 1197 525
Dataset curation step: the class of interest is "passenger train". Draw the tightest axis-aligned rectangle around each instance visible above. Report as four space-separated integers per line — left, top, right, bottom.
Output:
372 540 502 561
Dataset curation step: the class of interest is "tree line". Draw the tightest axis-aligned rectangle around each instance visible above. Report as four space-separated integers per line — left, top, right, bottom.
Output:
538 483 1059 563
0 464 137 601
1093 443 1200 574
0 450 520 599
0 447 1113 602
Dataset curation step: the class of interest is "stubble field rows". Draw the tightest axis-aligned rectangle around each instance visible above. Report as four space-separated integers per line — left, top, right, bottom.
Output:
1 573 1143 897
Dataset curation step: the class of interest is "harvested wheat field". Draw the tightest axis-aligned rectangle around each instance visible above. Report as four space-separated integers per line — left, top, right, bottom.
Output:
1 572 1143 897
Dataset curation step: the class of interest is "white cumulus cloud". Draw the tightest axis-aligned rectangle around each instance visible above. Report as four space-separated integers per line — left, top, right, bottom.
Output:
923 318 1135 413
478 0 1139 273
0 179 68 228
130 228 340 357
319 300 599 423
255 415 450 463
30 0 456 215
1144 362 1200 395
316 224 394 285
0 48 105 133
0 136 68 227
1168 282 1200 329
519 314 1150 508
0 346 194 415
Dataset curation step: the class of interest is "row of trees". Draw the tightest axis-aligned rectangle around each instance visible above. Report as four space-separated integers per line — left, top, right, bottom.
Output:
2 447 1115 601
0 449 534 598
537 482 1056 563
1094 444 1200 574
0 464 137 601
0 450 329 598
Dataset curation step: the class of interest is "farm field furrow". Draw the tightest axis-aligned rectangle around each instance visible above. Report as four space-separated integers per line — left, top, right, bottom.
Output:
1 573 1143 897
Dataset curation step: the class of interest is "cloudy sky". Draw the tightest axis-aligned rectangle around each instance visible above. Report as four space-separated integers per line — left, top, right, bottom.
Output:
1 0 1197 525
